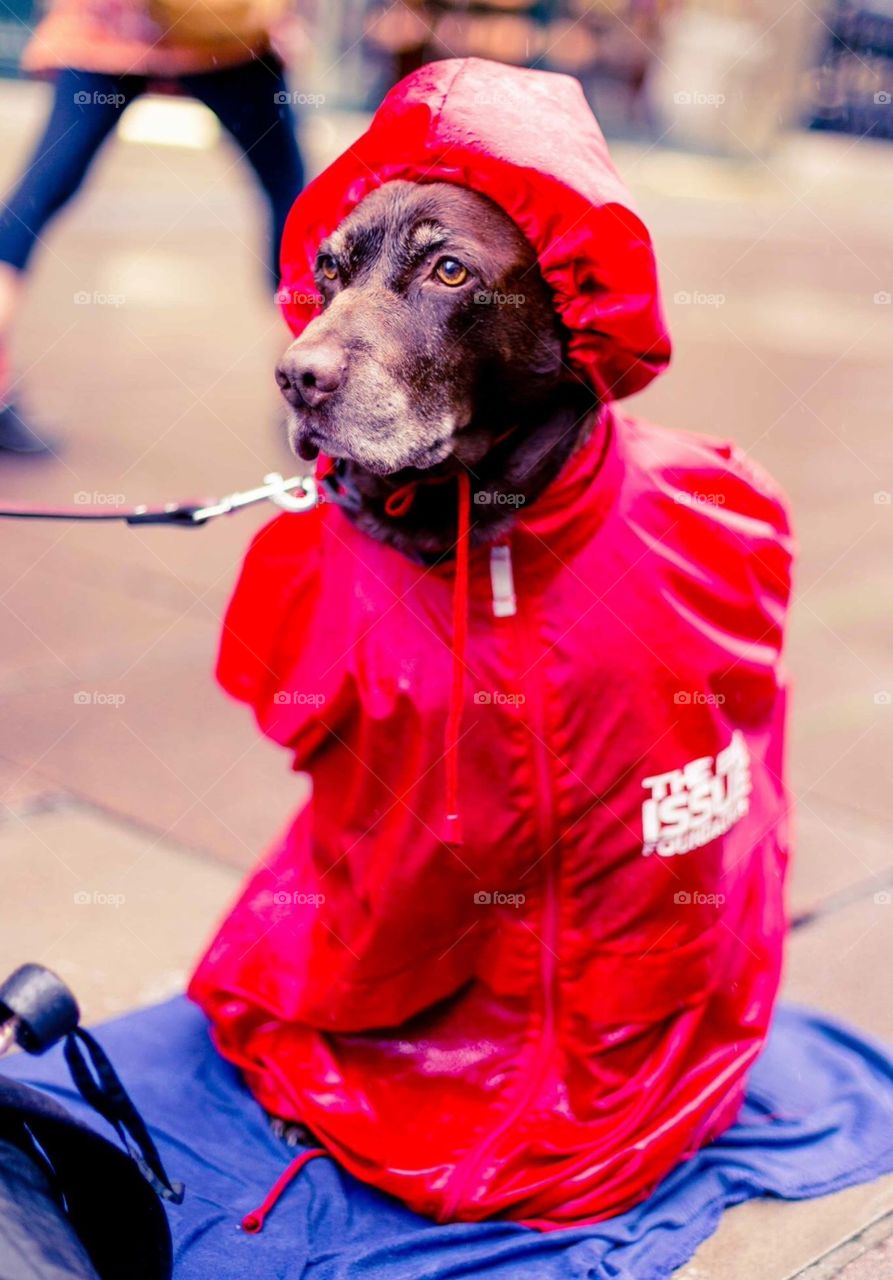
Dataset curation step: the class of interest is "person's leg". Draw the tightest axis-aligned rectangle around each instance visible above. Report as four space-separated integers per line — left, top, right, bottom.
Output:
0 68 142 279
0 263 24 417
181 54 304 289
0 68 143 449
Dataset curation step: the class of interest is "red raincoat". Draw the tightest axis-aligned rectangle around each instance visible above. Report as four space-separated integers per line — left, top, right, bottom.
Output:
189 58 794 1227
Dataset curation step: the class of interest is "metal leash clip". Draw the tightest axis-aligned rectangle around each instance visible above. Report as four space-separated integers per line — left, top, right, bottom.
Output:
186 473 319 524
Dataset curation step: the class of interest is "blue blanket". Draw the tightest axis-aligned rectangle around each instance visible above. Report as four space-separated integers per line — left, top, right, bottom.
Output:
4 997 893 1280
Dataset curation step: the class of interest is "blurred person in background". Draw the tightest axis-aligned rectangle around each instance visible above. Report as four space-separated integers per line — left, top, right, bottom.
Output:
0 0 305 454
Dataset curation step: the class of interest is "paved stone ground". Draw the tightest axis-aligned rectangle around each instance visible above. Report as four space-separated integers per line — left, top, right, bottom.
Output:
1 81 891 1277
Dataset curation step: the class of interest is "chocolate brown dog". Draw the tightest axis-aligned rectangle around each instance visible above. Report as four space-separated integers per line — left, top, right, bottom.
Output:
275 181 598 558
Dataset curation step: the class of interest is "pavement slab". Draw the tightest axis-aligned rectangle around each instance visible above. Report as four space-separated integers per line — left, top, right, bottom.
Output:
797 1212 893 1279
0 623 305 868
678 1179 893 1280
681 891 893 1279
788 798 893 922
784 897 893 1042
0 801 240 1023
0 754 62 815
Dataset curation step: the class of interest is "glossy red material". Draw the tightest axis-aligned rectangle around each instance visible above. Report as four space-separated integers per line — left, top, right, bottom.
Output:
189 59 794 1227
275 58 671 400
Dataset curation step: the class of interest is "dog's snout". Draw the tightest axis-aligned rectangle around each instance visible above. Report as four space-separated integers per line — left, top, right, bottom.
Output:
277 343 346 409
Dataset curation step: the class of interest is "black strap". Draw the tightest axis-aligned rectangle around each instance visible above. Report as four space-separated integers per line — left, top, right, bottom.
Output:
63 1029 183 1204
0 501 206 526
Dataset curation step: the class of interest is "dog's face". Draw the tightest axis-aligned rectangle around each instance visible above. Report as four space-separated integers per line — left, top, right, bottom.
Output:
276 181 567 476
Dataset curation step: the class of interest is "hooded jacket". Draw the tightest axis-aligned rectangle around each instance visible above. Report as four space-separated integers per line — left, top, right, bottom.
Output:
189 58 794 1227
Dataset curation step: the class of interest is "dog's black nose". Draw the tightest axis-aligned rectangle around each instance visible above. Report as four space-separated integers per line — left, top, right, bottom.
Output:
276 344 345 409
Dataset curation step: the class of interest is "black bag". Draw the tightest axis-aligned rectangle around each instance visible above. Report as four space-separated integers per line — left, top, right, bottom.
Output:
0 1078 172 1280
0 966 181 1280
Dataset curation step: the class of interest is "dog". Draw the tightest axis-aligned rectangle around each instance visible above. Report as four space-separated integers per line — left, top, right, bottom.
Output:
275 180 598 558
190 58 793 1228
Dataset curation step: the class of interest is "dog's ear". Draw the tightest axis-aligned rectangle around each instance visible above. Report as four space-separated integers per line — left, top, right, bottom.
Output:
488 254 572 395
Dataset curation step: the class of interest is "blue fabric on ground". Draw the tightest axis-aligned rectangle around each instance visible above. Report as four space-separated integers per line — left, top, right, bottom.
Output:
3 997 893 1280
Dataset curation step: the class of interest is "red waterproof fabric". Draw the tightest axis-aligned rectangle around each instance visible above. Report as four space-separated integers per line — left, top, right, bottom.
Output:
276 57 670 400
189 59 794 1227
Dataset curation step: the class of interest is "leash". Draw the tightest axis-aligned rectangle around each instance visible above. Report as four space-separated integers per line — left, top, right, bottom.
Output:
0 451 471 529
0 471 322 527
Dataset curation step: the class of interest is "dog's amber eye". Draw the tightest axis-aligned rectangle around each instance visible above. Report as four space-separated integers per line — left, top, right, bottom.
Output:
318 254 338 281
435 258 468 287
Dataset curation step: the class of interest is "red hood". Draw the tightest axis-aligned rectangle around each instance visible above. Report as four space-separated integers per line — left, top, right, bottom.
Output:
279 58 671 401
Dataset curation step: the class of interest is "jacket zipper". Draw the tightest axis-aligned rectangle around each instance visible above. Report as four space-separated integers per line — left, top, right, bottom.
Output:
441 540 560 1218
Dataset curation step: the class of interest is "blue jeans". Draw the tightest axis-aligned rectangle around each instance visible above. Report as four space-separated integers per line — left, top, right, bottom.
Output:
0 54 304 287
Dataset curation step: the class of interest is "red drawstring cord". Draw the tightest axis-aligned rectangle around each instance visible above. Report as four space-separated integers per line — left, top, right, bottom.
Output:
240 476 470 1230
380 471 472 843
384 469 458 517
384 483 416 517
443 471 471 846
240 1147 327 1234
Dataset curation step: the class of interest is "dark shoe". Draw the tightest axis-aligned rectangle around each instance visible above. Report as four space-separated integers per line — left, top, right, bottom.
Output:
0 402 55 454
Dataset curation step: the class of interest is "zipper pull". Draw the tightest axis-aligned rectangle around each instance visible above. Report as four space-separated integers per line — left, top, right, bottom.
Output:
489 543 517 618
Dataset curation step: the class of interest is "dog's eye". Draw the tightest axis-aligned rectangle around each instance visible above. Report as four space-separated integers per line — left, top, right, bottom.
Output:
434 258 468 287
318 254 339 282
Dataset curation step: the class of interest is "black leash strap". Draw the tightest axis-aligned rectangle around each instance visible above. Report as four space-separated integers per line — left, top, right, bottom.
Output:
63 1028 184 1204
0 464 400 528
0 472 320 527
